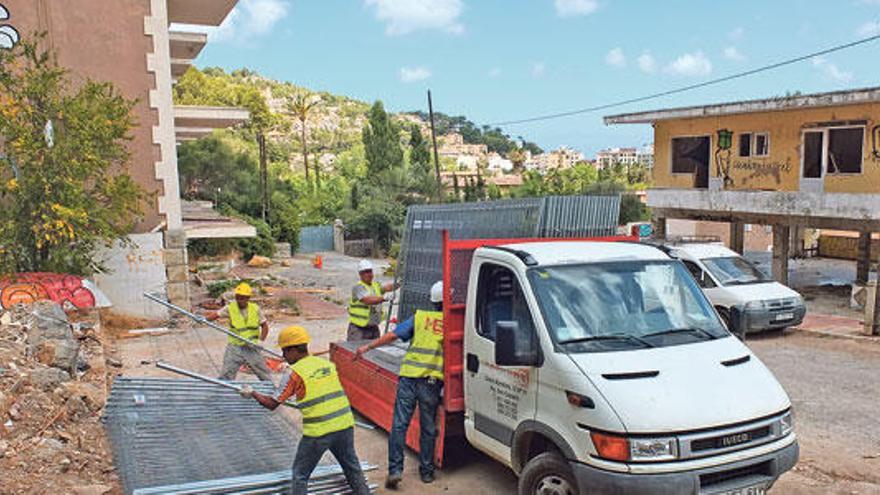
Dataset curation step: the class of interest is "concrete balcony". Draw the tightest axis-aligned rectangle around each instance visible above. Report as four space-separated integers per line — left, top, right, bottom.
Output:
167 0 237 26
647 188 880 230
174 105 250 141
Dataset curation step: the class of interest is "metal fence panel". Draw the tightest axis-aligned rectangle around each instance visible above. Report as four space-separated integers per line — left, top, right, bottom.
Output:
298 225 334 253
395 195 620 322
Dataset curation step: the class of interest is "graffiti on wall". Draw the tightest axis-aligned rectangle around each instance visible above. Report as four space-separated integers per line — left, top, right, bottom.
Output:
714 129 734 188
0 3 20 49
0 273 111 310
732 158 792 184
872 124 880 164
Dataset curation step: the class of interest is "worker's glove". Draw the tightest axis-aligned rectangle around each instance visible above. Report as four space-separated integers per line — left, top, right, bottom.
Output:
239 385 254 399
383 292 394 302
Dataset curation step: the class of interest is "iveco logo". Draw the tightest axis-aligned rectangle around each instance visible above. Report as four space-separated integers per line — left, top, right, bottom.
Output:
721 432 751 447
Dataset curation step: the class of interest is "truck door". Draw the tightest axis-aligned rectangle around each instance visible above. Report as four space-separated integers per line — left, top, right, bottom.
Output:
464 260 540 461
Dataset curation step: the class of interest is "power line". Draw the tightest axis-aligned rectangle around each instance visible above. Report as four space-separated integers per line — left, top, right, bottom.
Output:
486 34 880 127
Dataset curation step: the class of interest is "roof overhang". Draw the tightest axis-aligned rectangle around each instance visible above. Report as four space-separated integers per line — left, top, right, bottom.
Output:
174 105 250 141
604 86 880 125
167 0 238 26
182 201 256 239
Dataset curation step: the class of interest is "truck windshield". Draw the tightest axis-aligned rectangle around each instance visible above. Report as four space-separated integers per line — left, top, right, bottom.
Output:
702 256 769 286
528 260 728 352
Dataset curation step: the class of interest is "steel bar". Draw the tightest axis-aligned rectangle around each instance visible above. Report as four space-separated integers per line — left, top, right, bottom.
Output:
156 361 301 409
144 292 284 359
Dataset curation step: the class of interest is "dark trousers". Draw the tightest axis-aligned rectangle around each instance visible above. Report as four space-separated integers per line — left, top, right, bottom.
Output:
347 323 379 341
388 376 442 477
291 427 370 495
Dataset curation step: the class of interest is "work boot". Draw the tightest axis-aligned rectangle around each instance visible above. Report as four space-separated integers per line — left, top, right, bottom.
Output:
385 473 402 490
420 471 435 484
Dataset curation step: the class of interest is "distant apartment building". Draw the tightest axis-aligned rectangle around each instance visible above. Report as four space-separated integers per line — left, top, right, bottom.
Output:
438 132 489 157
487 152 514 172
2 0 250 317
596 144 654 169
526 146 584 171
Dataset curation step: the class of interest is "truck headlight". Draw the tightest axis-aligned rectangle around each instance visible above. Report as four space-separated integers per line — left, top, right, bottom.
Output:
780 413 794 437
590 431 678 462
745 300 766 310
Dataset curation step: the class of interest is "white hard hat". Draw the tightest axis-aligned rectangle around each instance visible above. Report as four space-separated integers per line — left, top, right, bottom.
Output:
358 260 373 272
430 281 444 303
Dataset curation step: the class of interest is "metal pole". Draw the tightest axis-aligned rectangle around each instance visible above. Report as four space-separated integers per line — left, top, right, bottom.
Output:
155 361 302 409
427 90 443 203
143 292 284 359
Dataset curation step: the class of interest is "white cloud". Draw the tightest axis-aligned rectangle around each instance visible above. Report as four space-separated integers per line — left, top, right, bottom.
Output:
812 57 853 83
365 0 463 36
554 0 599 17
728 27 745 40
857 20 880 37
209 0 289 42
723 46 746 62
531 62 546 78
666 51 712 77
399 66 431 83
488 67 502 78
605 47 626 68
637 52 657 74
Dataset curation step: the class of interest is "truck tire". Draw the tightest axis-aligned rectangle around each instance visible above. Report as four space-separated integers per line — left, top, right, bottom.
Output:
518 452 578 495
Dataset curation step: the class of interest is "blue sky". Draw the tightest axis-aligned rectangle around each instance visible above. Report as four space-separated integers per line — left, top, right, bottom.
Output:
186 0 880 157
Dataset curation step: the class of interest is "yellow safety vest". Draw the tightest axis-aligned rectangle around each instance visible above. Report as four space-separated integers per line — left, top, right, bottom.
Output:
228 302 260 346
348 281 382 327
399 310 444 380
291 355 355 437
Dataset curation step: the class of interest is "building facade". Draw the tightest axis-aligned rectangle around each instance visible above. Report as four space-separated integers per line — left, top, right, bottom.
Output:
596 144 654 169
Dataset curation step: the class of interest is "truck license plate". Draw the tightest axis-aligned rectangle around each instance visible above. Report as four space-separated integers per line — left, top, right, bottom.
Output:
775 312 794 321
719 482 769 495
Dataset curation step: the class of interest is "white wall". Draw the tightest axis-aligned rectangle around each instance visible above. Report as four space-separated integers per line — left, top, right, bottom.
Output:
94 233 169 320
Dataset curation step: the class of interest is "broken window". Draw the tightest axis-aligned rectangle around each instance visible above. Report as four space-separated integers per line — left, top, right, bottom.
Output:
827 127 863 174
671 136 710 188
803 131 823 179
754 133 769 156
739 133 752 157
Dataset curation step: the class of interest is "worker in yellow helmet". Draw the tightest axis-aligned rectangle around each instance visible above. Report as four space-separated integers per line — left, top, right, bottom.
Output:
205 282 273 381
241 326 370 495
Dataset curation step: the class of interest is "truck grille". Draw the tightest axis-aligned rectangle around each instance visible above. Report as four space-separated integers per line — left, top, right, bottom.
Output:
676 413 786 460
767 297 798 312
691 425 771 453
699 460 771 489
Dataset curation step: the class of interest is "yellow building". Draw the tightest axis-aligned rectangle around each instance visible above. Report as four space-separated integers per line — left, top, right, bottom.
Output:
605 87 880 285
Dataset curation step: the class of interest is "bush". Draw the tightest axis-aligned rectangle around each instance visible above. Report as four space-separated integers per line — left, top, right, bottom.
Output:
188 238 236 258
238 217 276 260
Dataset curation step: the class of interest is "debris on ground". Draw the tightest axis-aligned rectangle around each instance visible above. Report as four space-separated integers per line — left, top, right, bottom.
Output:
247 255 273 268
0 301 120 494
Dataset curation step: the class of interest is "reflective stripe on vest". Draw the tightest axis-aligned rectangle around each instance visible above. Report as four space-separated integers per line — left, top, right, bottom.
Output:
291 356 355 437
228 302 260 346
348 281 381 327
399 310 444 380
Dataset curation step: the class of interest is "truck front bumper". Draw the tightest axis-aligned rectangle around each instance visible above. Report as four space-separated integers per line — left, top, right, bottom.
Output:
571 440 798 495
744 304 807 332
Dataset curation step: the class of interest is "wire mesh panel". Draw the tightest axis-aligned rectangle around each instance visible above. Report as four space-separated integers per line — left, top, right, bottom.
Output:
298 225 335 253
103 377 301 495
395 194 620 322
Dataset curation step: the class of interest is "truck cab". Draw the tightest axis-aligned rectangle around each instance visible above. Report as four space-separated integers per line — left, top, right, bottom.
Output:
463 241 798 494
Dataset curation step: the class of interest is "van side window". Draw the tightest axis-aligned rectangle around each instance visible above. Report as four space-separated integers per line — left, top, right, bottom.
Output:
682 260 716 289
476 263 537 342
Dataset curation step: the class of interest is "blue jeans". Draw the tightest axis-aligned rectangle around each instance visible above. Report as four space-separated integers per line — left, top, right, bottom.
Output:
388 376 442 477
291 427 370 495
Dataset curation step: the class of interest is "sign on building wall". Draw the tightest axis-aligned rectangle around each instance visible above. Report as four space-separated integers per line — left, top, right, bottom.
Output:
0 3 20 49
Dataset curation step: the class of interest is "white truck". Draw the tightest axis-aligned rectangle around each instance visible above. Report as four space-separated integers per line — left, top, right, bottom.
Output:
333 236 799 495
663 242 806 334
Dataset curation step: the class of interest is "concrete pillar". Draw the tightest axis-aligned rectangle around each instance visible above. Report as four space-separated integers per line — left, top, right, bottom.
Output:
652 215 667 240
866 280 880 335
857 232 871 284
729 221 745 254
789 226 805 257
164 229 190 308
333 219 345 254
772 224 790 286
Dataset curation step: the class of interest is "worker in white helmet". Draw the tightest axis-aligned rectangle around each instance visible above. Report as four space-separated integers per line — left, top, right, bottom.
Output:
347 259 396 341
355 281 445 488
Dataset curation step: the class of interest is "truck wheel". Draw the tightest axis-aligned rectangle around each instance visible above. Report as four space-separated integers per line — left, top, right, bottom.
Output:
716 307 732 331
518 452 578 495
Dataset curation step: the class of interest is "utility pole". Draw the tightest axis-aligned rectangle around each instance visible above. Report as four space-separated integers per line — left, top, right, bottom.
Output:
258 132 268 221
427 90 443 203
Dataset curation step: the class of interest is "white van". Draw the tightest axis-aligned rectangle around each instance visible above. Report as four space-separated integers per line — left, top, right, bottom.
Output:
663 243 806 334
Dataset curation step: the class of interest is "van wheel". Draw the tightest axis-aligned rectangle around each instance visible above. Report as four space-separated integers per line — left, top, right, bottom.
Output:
518 452 578 495
716 307 732 330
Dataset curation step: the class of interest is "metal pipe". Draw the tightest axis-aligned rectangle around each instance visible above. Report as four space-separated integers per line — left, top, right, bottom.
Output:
144 292 284 359
156 361 301 409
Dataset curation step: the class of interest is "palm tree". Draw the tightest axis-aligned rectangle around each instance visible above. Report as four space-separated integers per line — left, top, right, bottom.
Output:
289 92 321 188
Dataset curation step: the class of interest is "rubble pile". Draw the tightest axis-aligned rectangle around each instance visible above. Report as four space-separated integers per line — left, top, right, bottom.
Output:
0 301 119 494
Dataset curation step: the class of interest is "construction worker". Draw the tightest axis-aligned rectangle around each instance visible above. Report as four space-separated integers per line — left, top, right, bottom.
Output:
347 259 395 341
205 282 273 382
241 326 370 495
355 280 444 488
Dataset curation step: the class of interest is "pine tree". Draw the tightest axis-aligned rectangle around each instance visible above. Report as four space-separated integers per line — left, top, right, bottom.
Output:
409 124 431 175
362 101 403 177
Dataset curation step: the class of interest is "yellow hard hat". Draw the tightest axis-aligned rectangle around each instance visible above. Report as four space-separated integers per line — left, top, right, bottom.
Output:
234 282 253 297
278 325 310 349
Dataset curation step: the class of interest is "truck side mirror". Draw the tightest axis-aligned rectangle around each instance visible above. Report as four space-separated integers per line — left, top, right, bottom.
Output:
495 321 540 367
728 305 748 341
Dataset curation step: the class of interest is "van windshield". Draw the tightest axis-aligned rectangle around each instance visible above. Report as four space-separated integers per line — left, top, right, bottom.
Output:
702 256 769 286
528 260 728 353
